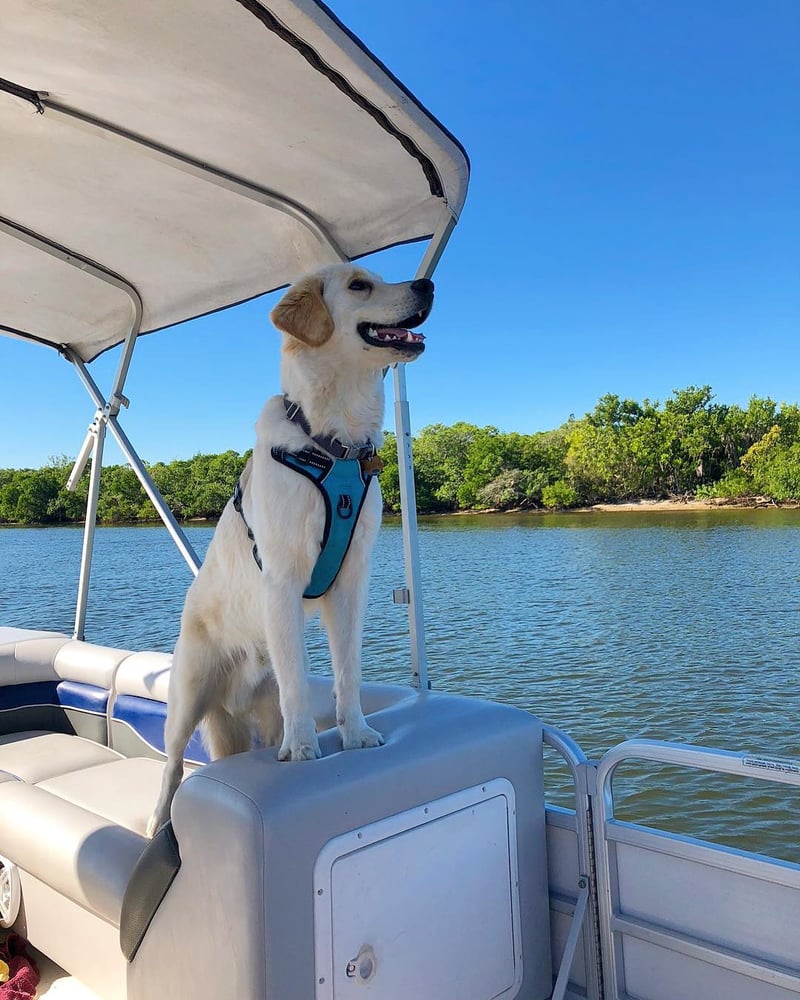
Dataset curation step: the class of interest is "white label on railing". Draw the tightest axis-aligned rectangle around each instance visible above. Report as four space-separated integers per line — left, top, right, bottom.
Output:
742 755 800 776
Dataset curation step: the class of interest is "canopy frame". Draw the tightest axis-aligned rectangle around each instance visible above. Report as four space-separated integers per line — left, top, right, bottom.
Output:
1 0 469 681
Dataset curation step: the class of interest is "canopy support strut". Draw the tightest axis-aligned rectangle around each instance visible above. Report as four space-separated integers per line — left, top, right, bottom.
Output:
65 350 203 639
1 214 202 638
394 212 457 689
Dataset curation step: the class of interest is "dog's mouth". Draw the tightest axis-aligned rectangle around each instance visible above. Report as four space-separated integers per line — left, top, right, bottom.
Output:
357 307 429 355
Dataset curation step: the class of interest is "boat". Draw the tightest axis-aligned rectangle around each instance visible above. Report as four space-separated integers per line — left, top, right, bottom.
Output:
2 2 800 998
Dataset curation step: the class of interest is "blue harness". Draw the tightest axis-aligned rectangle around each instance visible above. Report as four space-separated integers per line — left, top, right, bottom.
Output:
233 397 380 598
233 445 378 599
271 446 376 598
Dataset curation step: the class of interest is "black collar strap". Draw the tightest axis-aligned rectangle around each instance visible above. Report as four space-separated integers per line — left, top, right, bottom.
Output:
283 396 376 461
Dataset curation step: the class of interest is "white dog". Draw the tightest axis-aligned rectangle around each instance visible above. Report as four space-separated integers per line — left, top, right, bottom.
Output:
148 264 433 836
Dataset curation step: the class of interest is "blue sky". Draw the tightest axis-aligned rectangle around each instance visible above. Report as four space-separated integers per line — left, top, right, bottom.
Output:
2 0 798 470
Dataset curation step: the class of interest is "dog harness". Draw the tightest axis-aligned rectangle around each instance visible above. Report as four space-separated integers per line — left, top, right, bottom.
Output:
233 398 381 599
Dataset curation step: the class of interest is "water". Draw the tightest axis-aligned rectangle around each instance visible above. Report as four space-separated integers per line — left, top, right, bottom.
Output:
2 509 800 860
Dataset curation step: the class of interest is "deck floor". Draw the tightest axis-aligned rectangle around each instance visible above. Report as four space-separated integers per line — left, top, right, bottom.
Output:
33 948 101 1000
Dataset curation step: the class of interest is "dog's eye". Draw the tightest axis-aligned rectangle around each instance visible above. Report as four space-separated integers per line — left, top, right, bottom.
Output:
348 279 371 293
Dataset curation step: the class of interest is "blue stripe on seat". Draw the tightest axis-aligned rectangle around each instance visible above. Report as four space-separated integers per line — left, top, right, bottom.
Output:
112 694 209 764
57 680 109 714
0 681 108 715
0 681 59 711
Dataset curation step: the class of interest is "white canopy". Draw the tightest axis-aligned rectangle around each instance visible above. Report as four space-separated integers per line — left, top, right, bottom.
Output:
0 0 469 361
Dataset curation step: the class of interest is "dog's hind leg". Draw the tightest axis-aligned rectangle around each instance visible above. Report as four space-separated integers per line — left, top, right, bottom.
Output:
250 673 284 748
201 706 252 759
147 631 219 837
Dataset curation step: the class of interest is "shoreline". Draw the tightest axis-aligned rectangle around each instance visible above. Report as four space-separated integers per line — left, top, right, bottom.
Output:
2 497 798 529
581 497 796 513
416 496 798 517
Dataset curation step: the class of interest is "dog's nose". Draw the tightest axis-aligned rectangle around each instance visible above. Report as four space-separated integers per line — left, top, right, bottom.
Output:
411 278 434 295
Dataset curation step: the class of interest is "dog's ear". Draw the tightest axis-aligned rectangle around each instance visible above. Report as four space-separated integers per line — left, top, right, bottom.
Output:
270 277 334 347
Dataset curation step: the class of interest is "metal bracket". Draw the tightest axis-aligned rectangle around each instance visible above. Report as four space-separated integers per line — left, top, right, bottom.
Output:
67 394 130 492
551 880 591 1000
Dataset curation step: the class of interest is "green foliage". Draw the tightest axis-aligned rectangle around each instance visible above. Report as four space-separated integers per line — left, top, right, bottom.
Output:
541 480 579 509
0 451 249 525
378 432 401 512
3 388 800 523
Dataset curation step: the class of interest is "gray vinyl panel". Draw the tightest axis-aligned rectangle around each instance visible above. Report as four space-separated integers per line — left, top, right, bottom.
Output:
127 692 553 1000
108 721 165 763
0 706 106 743
623 936 800 1000
608 822 800 998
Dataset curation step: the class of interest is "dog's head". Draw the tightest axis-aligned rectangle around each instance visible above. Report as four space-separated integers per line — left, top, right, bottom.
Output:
270 264 433 367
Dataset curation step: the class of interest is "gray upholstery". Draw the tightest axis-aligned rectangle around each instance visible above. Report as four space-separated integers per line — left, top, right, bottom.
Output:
0 630 130 688
0 781 146 925
36 757 178 835
0 732 121 782
128 691 552 1000
0 630 179 998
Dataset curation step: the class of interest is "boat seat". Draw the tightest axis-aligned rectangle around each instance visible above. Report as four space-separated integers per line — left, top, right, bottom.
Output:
0 755 177 926
0 630 133 745
0 731 123 783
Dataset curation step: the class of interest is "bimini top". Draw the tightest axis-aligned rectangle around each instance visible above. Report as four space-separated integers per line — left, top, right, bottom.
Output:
0 0 469 362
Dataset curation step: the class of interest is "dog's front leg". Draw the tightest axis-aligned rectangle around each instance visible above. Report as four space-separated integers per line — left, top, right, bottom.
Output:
263 578 321 761
320 571 384 752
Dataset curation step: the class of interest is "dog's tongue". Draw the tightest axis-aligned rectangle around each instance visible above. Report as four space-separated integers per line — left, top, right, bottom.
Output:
374 327 425 344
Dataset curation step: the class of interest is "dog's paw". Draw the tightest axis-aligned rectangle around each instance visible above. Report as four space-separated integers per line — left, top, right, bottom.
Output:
277 733 322 761
341 723 385 751
146 812 166 839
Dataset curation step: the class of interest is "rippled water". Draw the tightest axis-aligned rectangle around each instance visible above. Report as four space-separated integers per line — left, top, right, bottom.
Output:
2 510 800 860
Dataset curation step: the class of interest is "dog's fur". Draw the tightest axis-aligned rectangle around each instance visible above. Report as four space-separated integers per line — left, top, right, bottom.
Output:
147 264 432 836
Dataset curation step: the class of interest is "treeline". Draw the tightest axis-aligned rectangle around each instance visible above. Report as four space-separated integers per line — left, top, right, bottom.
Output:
0 451 250 525
3 387 800 524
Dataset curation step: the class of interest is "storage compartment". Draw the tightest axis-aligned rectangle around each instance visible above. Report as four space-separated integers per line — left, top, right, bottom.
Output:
313 780 522 1000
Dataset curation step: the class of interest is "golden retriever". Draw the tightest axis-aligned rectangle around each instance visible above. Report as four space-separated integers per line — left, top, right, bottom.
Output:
148 264 433 836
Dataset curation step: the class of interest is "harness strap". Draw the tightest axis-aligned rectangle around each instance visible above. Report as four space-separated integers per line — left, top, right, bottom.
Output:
283 396 376 461
271 446 375 598
232 480 263 571
231 447 377 598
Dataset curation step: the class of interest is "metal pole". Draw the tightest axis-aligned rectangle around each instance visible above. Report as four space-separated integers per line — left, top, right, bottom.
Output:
108 413 201 574
73 418 106 640
65 351 202 576
393 212 458 689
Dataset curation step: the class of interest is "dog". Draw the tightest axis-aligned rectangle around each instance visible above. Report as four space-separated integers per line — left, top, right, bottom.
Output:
147 263 433 836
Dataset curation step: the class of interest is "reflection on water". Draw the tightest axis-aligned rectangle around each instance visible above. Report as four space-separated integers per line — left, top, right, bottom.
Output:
2 509 800 859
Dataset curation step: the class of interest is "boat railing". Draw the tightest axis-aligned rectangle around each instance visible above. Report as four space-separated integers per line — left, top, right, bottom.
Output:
594 739 800 1000
543 725 604 1000
541 729 800 1000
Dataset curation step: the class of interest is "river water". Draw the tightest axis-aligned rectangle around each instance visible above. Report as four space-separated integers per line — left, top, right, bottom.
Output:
2 509 799 860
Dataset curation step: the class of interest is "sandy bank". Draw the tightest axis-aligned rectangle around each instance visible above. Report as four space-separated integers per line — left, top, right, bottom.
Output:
585 497 796 513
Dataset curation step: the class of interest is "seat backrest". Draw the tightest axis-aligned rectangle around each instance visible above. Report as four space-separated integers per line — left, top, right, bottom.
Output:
0 628 131 744
109 650 208 764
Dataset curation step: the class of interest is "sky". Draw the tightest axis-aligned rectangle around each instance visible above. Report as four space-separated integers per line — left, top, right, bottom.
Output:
1 0 798 470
